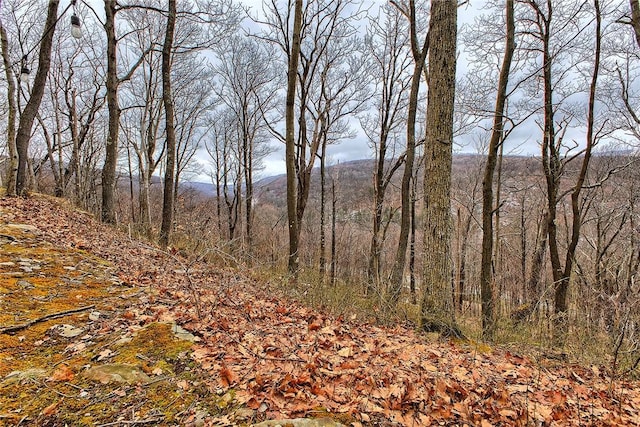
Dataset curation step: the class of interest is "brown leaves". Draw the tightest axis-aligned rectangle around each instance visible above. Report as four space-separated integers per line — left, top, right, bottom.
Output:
48 364 74 382
3 196 639 426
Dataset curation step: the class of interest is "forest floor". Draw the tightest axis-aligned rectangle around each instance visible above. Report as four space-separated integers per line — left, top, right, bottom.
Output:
0 195 639 426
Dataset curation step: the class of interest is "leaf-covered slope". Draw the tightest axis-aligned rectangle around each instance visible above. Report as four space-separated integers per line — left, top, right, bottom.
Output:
1 195 639 426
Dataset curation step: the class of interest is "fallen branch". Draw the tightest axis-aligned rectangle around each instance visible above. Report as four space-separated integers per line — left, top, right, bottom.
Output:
0 305 95 334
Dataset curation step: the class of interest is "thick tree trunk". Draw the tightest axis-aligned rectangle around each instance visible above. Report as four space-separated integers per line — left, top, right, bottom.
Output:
421 0 459 336
480 0 515 340
630 0 640 48
15 0 60 196
159 0 177 249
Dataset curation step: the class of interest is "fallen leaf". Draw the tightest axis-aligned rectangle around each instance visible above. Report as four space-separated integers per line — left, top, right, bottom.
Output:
41 400 61 416
49 364 74 382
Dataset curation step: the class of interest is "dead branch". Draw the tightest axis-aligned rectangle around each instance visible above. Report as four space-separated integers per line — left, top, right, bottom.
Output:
0 305 95 334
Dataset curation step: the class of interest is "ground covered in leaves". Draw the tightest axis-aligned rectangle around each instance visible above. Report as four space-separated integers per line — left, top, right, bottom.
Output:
1 195 639 426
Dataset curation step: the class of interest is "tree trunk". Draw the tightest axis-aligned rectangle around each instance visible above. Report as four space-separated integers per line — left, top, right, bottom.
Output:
286 0 303 277
480 0 515 340
331 175 337 286
15 0 60 196
389 0 428 305
102 0 119 223
0 21 17 196
554 0 602 342
159 0 177 249
319 137 328 281
421 0 459 336
630 0 640 48
409 176 417 305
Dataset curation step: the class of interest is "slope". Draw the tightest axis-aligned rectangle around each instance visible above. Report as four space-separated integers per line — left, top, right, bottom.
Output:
0 195 639 426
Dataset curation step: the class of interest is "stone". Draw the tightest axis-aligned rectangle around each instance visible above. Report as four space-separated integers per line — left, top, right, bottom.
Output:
0 234 17 245
84 364 150 384
16 280 35 290
2 368 47 385
52 324 84 338
251 419 346 427
5 224 39 233
171 323 199 342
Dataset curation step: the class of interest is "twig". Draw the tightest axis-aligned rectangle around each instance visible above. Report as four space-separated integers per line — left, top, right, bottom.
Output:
96 418 163 426
0 305 95 334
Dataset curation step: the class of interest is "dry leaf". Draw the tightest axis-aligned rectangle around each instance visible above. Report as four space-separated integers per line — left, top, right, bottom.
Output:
49 365 74 382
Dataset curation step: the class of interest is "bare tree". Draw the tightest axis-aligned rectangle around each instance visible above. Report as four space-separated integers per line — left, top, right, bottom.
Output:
213 35 277 251
421 0 458 335
480 0 515 339
361 3 412 290
0 19 18 195
389 0 429 305
159 0 177 249
15 0 60 196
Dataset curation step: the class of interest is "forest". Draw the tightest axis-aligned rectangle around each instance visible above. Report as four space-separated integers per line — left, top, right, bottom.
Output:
1 0 640 377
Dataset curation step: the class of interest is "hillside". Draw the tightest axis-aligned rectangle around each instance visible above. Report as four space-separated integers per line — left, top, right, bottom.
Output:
1 195 639 426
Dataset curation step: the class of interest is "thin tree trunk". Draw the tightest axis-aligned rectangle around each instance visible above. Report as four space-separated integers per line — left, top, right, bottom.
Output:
409 176 417 305
554 0 601 342
102 0 119 223
286 0 304 277
0 21 18 196
319 137 327 281
15 0 60 195
159 0 177 249
389 0 428 305
331 175 337 286
480 0 515 339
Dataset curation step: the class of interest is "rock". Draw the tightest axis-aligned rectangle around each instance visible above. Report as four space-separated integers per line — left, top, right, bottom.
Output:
0 234 17 244
5 224 39 233
51 324 84 338
251 419 346 427
16 280 35 290
2 368 47 385
84 364 150 384
171 323 199 342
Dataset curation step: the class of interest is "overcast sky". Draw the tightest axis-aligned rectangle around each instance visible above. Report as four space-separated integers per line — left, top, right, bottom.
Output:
228 0 498 179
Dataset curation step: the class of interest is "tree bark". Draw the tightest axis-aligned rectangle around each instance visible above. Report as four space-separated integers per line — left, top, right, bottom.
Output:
480 0 515 340
421 0 459 335
159 0 177 249
15 0 60 196
286 0 303 277
554 0 602 342
630 0 640 48
0 21 17 196
389 0 428 305
101 0 119 223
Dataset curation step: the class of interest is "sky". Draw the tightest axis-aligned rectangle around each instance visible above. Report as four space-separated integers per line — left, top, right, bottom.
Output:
75 0 618 182
228 0 495 179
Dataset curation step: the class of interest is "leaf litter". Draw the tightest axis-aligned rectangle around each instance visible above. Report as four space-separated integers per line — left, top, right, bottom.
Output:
1 195 639 426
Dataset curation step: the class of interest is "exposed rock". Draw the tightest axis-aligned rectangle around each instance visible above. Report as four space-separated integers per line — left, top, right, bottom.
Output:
84 364 151 384
4 224 39 233
251 419 346 427
51 324 84 338
172 323 199 342
16 280 35 290
2 368 47 385
0 234 16 244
